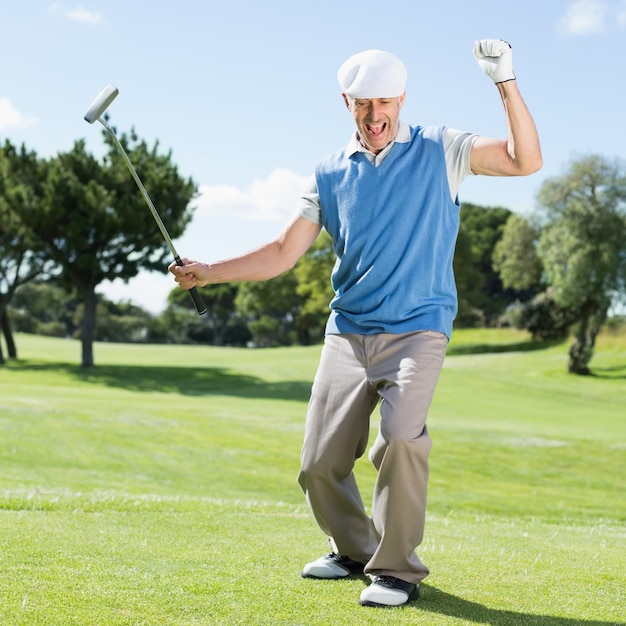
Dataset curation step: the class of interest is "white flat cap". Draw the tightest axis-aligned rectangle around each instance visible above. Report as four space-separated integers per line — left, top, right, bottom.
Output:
337 49 407 98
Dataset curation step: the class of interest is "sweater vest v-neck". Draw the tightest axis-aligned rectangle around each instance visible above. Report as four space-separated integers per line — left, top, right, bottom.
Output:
315 125 460 338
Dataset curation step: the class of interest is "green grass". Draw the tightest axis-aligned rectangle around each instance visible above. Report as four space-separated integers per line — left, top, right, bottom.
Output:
1 331 625 625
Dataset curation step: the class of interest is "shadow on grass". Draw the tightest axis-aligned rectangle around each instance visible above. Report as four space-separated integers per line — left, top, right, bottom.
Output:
7 361 312 402
417 585 624 626
589 364 626 380
447 338 565 356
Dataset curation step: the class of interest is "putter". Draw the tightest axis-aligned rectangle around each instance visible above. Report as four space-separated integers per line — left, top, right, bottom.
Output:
84 84 207 316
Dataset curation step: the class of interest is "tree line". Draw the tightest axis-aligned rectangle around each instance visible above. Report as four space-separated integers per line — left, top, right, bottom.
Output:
1 127 624 374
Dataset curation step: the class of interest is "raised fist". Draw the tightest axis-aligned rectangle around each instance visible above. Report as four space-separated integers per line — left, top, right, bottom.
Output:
473 39 515 84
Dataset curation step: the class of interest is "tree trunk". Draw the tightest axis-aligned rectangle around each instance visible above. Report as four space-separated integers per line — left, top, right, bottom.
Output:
297 322 311 346
568 339 591 375
567 300 608 375
213 315 226 346
1 309 17 359
0 298 5 364
81 287 97 368
568 301 592 375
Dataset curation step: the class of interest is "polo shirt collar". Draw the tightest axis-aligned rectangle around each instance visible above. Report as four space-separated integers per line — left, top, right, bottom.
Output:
346 119 411 157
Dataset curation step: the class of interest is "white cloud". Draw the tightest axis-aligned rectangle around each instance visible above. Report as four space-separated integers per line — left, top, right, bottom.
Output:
0 98 39 131
557 0 610 36
195 168 309 222
67 6 103 24
48 3 104 25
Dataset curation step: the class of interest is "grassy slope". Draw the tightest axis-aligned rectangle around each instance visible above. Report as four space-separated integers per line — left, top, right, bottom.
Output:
0 331 624 625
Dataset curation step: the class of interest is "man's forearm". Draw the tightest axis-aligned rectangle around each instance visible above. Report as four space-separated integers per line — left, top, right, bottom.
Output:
198 241 293 285
497 80 543 175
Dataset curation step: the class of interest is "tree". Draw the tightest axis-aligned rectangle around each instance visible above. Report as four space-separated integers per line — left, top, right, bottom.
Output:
294 230 335 341
493 213 576 340
168 283 248 346
0 141 54 363
502 289 579 341
11 280 161 344
493 213 543 292
236 270 311 346
10 280 79 337
453 221 485 327
536 155 626 374
455 203 517 326
235 232 340 347
22 129 196 367
89 299 154 343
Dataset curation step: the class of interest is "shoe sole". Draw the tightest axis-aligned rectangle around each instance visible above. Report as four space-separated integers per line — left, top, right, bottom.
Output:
301 569 363 580
301 559 365 579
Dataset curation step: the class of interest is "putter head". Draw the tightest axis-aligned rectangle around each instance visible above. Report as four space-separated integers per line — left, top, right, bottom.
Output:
84 84 119 123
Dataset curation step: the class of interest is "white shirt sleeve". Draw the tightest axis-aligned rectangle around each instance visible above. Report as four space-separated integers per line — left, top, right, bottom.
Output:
297 174 323 225
442 127 478 201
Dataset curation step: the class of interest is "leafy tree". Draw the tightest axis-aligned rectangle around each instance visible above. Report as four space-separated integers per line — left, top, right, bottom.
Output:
493 213 543 292
10 280 79 337
453 222 485 327
536 155 626 374
168 283 245 346
294 230 335 341
247 314 290 347
503 289 578 341
236 272 304 346
90 299 153 343
493 213 576 340
21 129 196 367
455 203 517 325
11 280 157 344
236 232 341 347
148 305 206 345
0 141 54 362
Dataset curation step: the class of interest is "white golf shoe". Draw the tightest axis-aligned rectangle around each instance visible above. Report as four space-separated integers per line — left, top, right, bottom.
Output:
301 553 365 579
359 575 419 607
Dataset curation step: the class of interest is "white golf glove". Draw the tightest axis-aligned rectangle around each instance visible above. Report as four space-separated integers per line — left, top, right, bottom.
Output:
473 39 515 83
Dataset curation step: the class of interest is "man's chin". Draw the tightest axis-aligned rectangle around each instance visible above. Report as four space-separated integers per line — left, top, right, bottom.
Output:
358 130 392 154
366 138 390 153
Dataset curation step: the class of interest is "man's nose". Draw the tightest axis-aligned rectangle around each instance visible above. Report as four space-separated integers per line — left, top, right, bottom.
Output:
368 103 383 120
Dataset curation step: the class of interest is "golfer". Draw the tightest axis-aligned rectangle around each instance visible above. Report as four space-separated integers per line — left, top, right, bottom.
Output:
170 39 542 608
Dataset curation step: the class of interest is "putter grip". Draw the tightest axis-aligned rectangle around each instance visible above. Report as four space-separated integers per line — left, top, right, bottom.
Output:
189 286 208 316
175 256 207 316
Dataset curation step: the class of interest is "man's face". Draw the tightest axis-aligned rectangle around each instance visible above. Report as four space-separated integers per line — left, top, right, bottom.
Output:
343 93 406 154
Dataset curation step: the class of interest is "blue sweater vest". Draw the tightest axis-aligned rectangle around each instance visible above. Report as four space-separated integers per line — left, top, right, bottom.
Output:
315 124 460 338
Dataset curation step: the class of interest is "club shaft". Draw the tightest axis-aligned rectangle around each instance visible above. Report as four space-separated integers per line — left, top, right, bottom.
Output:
98 118 179 259
96 117 207 316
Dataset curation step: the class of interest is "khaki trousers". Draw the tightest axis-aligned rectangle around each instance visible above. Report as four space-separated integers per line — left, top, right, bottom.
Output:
297 331 448 585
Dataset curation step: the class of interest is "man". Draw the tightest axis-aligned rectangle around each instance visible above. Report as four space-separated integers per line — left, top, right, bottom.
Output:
170 40 542 608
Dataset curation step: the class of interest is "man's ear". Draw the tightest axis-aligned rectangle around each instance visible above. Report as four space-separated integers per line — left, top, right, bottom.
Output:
342 93 352 110
399 91 406 108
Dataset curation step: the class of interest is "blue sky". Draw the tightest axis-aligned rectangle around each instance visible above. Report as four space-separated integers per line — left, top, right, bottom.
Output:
1 0 625 313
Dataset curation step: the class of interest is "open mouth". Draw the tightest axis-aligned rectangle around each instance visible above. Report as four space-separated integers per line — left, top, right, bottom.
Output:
366 122 386 137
